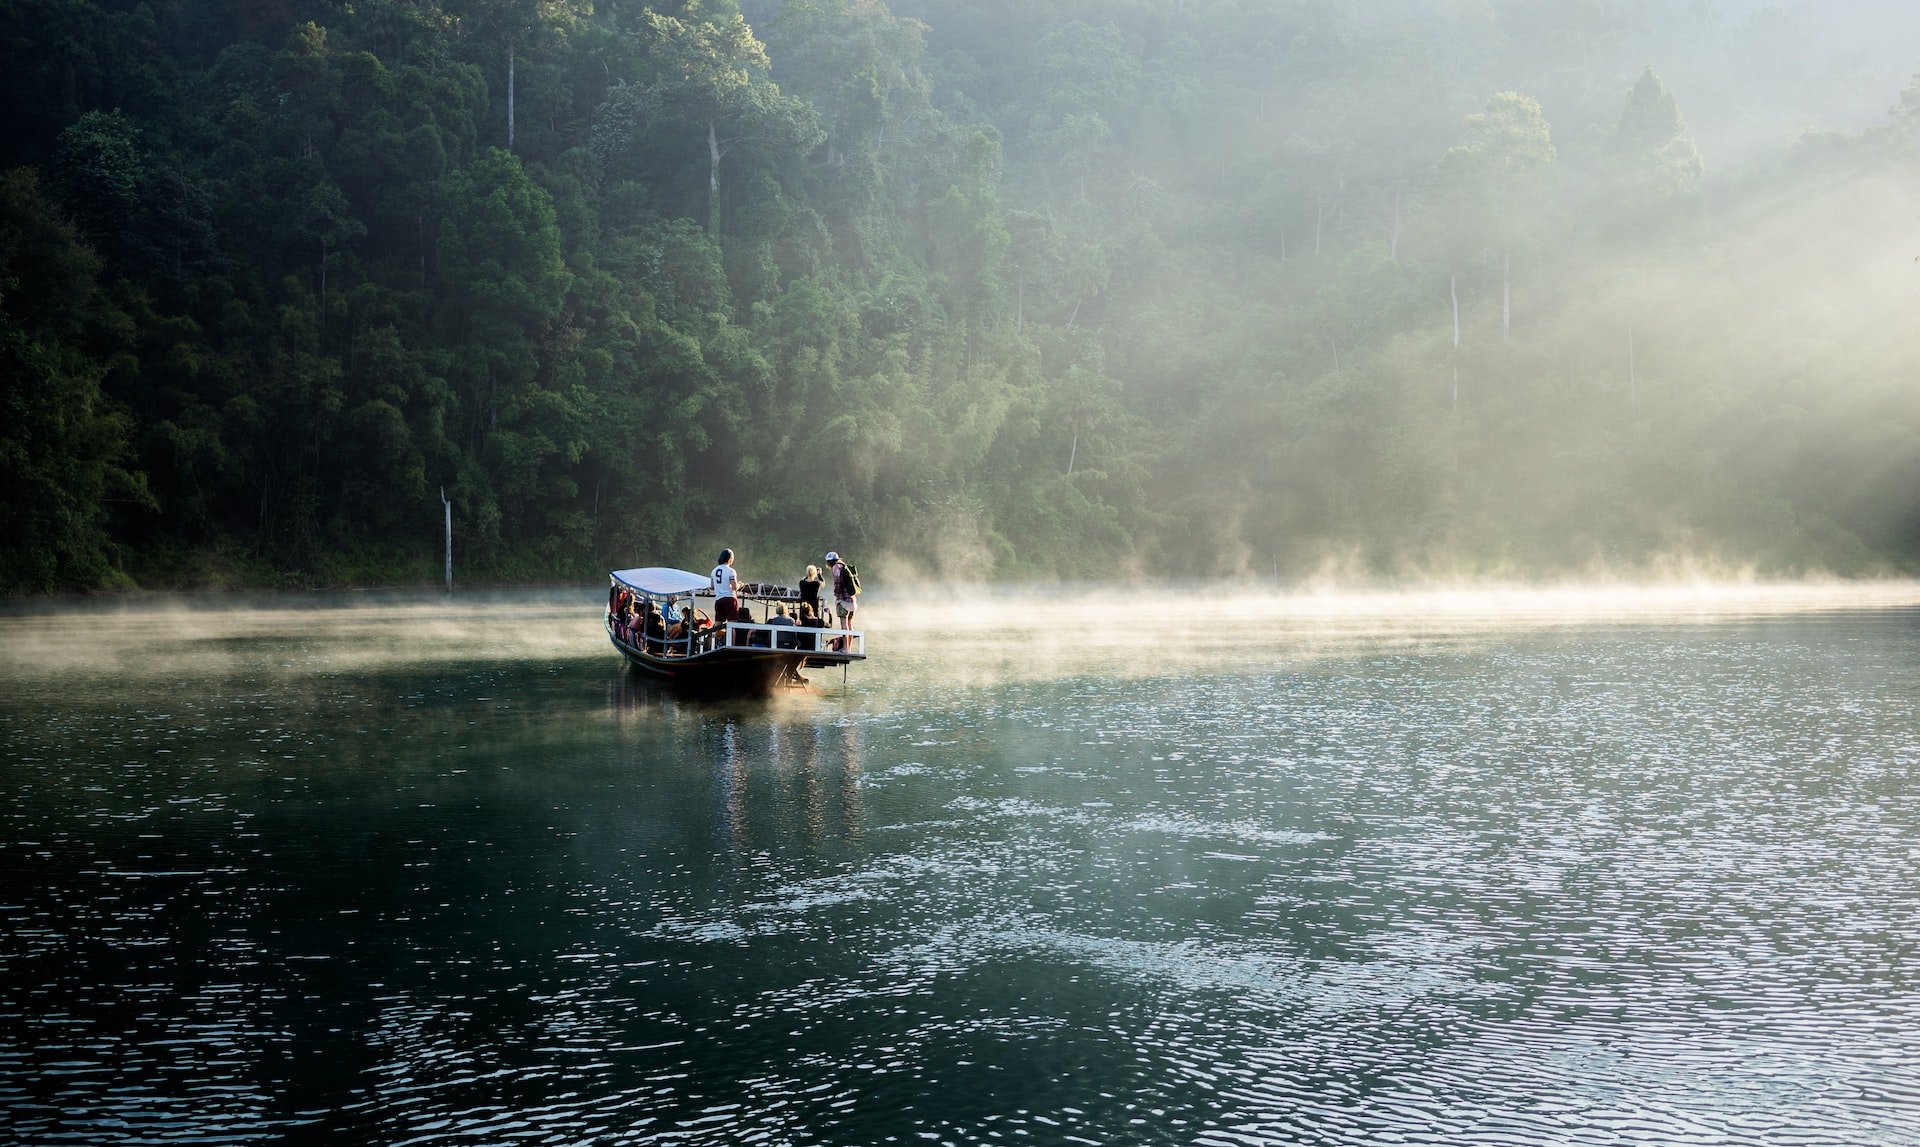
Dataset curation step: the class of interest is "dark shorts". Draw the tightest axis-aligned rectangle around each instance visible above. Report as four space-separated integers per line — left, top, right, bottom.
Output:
714 597 739 624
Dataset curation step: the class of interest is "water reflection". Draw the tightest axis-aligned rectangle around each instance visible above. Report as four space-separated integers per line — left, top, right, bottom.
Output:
2 587 1919 1144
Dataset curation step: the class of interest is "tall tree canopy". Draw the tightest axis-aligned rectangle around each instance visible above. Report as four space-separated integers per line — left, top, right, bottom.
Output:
3 0 1918 592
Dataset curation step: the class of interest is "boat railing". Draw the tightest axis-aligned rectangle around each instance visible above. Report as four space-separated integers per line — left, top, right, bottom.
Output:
723 622 863 656
607 613 714 658
612 612 863 658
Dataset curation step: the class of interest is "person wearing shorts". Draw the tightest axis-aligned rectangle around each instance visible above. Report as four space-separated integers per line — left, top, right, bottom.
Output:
826 550 857 629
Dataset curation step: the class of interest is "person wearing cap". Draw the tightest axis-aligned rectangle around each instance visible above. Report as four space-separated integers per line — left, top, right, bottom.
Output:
826 550 857 630
711 548 741 627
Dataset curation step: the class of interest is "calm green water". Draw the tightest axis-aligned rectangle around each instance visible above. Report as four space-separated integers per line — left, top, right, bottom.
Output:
3 588 1919 1145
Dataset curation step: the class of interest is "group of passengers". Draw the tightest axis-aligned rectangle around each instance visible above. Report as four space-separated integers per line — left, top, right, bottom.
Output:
712 548 858 639
606 587 693 654
607 547 858 657
725 599 837 650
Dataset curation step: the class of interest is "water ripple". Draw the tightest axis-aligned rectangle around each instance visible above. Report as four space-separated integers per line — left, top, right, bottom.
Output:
3 596 1919 1144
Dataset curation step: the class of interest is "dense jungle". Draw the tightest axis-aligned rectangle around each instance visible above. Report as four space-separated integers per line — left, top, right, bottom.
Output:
3 0 1919 592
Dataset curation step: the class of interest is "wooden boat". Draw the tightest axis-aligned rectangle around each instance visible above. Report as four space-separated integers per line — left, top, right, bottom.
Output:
605 566 866 692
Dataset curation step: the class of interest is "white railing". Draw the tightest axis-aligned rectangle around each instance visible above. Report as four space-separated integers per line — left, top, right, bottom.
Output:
723 622 864 656
612 613 864 657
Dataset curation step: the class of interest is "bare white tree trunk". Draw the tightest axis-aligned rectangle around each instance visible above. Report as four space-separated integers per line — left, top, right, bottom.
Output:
1314 193 1324 255
1451 273 1460 349
708 118 722 233
1066 425 1078 477
441 487 453 595
506 44 515 151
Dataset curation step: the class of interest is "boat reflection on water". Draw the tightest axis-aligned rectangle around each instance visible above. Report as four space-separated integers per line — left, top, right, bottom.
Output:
717 715 866 859
603 670 867 858
604 671 677 722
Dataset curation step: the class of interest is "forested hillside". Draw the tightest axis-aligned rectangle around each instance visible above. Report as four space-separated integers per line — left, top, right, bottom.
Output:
3 0 1919 592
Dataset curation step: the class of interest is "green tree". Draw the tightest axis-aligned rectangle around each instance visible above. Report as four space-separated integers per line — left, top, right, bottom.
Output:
49 109 143 261
638 0 822 236
436 146 574 553
0 168 151 591
1607 65 1703 201
1438 91 1556 345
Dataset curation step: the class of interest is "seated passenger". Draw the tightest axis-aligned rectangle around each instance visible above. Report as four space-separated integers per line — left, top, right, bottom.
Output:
734 604 769 646
768 603 798 648
798 603 830 651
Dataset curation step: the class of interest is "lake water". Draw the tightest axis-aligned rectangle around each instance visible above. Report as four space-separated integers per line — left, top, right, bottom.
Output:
3 584 1919 1146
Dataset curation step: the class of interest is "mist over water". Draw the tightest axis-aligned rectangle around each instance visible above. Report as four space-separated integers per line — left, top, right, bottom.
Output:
3 584 1920 1145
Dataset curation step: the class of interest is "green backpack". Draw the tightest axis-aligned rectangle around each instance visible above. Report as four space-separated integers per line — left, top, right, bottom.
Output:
846 563 862 595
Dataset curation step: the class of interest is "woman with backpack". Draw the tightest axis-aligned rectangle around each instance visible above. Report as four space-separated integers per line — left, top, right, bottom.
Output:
826 550 859 630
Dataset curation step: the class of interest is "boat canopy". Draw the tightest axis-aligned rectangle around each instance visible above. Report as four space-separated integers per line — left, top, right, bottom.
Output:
611 567 712 598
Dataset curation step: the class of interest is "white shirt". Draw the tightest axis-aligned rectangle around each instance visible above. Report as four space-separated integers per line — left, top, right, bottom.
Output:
711 564 738 599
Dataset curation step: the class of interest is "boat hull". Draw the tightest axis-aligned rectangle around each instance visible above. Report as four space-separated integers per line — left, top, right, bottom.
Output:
606 622 858 694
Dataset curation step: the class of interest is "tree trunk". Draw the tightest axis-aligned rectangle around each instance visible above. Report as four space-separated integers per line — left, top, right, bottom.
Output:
1450 273 1460 349
591 470 605 547
1066 424 1077 477
1329 335 1340 372
1314 192 1324 255
708 118 722 235
506 43 515 151
442 487 453 595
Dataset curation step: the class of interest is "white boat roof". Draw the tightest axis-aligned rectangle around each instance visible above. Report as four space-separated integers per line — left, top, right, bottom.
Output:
610 566 711 596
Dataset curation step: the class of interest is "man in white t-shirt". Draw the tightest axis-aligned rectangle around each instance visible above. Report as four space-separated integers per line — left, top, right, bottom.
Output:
711 548 740 626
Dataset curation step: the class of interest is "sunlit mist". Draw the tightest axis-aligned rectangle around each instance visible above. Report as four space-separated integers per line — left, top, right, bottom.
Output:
6 581 1916 693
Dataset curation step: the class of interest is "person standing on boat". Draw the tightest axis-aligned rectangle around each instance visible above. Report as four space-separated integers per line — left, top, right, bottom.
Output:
799 564 824 618
826 550 857 630
712 548 741 626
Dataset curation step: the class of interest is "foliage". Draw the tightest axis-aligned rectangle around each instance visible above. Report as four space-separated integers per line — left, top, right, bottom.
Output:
3 0 1918 592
